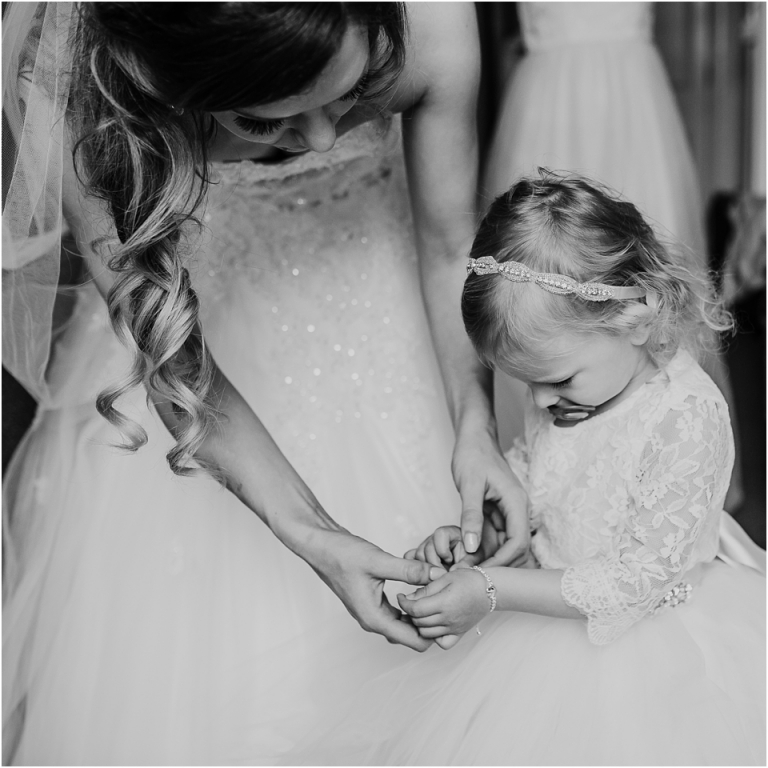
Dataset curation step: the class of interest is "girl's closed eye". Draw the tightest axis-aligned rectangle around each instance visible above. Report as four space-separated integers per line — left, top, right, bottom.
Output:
549 377 573 390
233 115 285 136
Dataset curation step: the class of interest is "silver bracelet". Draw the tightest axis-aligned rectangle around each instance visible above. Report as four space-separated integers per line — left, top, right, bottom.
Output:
472 566 497 612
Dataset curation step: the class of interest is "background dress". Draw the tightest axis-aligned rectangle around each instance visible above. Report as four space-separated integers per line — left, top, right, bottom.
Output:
277 351 766 766
484 1 710 445
3 115 461 765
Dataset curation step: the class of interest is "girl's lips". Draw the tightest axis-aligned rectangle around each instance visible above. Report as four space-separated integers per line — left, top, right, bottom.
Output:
548 403 597 421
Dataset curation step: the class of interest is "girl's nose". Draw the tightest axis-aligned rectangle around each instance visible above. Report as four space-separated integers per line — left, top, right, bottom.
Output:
530 386 561 410
297 109 337 153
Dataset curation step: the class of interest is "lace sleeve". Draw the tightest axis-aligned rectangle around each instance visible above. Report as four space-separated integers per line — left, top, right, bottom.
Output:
561 395 733 645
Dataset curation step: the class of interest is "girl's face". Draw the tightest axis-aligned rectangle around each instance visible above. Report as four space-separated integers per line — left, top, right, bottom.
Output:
210 24 370 153
499 330 657 421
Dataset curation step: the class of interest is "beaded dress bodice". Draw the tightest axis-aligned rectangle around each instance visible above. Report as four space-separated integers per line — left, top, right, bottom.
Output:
506 352 734 644
187 115 452 517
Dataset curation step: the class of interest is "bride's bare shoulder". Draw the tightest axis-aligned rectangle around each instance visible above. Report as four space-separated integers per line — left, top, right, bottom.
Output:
385 2 480 114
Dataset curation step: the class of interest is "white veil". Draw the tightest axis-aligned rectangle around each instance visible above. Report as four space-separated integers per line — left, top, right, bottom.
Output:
2 2 78 407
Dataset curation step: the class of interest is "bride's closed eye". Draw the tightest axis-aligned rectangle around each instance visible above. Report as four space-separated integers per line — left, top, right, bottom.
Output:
339 72 370 102
233 116 285 136
231 71 370 137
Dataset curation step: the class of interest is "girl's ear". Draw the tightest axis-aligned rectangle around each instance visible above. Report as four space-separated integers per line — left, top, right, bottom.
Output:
621 302 654 346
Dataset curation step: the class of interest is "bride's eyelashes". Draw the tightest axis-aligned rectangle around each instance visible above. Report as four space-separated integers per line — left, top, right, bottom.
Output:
232 72 371 136
339 72 370 102
233 116 285 136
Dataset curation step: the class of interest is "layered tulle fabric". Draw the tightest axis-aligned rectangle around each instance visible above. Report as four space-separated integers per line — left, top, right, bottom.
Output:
3 118 461 765
485 2 705 259
276 558 765 766
268 353 765 767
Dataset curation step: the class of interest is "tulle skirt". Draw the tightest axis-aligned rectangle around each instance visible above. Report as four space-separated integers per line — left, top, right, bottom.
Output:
3 282 459 765
273 558 765 766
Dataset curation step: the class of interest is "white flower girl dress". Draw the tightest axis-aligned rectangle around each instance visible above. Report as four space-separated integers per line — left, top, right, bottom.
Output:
272 352 765 766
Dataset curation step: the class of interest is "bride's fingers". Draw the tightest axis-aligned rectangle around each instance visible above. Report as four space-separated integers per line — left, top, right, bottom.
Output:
372 594 432 651
415 625 450 639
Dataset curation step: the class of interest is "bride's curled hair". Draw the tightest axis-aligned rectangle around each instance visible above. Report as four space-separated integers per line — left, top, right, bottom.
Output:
68 2 407 478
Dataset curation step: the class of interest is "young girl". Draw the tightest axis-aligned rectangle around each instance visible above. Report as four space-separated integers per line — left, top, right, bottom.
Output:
276 173 765 766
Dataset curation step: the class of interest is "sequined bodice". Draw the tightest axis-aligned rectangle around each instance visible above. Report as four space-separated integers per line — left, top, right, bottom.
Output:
186 115 447 494
520 2 653 51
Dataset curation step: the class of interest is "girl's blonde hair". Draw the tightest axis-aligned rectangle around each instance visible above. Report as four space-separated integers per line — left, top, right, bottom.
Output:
462 171 732 369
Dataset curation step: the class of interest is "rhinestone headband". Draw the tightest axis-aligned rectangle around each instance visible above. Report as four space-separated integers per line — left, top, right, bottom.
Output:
467 256 646 303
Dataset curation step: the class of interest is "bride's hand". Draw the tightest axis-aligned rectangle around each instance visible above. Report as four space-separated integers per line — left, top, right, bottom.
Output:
301 528 446 652
451 427 530 568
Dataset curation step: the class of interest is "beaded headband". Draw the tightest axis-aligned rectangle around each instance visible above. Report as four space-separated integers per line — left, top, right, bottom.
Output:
467 256 646 303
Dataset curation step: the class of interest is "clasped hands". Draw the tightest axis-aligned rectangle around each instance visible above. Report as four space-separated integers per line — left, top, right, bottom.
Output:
398 435 530 650
306 433 527 652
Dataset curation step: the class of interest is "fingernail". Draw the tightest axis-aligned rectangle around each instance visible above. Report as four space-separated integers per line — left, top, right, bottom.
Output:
464 533 479 552
429 566 444 581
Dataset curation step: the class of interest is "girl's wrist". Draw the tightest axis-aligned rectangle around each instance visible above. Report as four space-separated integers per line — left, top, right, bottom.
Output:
471 565 498 613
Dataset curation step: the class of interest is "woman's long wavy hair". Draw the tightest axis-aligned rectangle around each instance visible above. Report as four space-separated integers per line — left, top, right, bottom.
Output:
463 171 733 370
68 2 407 478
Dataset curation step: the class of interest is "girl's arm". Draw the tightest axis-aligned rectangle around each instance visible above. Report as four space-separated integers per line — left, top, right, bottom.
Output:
393 2 529 563
399 566 582 641
61 136 441 653
400 394 731 643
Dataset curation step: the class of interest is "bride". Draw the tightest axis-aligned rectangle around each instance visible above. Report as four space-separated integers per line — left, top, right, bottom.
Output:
3 2 526 764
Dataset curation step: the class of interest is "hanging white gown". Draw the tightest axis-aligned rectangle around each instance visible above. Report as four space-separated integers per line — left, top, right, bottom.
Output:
485 1 704 255
3 115 461 765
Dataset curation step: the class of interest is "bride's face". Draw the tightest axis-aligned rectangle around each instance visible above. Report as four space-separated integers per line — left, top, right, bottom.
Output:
211 25 370 153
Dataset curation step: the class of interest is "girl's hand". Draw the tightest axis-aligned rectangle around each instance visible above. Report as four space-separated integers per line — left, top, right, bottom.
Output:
405 525 482 569
396 569 489 639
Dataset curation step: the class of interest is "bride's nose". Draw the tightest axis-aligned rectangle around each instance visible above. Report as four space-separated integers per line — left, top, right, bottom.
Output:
296 109 337 153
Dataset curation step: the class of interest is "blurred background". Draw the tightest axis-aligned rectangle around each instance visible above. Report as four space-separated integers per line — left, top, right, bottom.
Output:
3 2 765 546
476 1 766 547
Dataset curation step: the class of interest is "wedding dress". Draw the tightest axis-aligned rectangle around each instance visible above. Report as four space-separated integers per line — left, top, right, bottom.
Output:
3 113 461 764
275 351 766 766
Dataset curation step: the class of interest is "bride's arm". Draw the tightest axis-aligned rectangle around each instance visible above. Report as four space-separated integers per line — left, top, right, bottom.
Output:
61 135 440 652
394 2 529 564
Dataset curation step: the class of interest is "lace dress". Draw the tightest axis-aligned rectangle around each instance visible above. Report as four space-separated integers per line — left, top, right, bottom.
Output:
2 116 461 765
274 352 765 766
